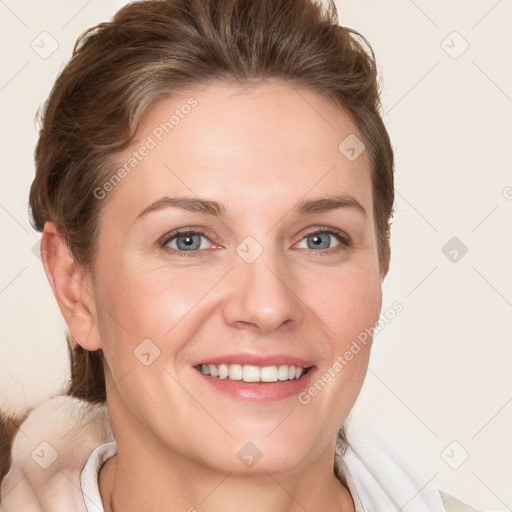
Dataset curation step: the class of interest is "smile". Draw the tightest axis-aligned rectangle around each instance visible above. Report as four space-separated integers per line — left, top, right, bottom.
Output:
196 363 309 382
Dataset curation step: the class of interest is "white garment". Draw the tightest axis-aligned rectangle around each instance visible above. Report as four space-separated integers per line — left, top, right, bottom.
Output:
81 442 117 512
79 423 446 512
335 424 446 512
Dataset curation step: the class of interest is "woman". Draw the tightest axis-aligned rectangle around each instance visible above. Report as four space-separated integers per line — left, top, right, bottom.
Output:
0 0 484 510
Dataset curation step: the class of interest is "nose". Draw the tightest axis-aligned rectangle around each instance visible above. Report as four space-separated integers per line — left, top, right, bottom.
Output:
222 244 303 334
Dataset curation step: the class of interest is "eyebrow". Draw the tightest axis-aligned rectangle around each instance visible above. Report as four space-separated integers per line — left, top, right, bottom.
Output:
135 193 367 220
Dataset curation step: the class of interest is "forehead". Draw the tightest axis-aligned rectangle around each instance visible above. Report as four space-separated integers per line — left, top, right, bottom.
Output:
104 79 372 220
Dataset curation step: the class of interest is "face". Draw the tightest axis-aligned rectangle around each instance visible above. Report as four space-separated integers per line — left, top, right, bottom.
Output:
85 79 384 474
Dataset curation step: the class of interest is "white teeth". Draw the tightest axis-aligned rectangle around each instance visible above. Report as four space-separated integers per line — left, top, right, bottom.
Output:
243 365 260 382
218 364 229 379
229 364 243 380
277 365 289 381
260 365 278 382
198 363 307 382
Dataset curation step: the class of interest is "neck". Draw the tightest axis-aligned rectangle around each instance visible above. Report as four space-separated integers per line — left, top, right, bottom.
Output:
100 456 354 512
98 427 354 512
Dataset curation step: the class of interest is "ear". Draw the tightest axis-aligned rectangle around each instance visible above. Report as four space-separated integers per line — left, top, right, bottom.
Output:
40 222 102 351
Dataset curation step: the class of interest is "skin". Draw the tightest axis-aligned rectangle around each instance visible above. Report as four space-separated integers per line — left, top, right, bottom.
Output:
42 78 388 512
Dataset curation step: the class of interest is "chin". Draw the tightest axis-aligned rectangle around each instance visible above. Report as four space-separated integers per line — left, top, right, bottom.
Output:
192 426 323 476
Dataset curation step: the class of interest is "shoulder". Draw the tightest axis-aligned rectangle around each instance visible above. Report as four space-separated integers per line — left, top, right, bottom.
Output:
440 490 489 512
338 417 491 512
6 394 111 471
1 395 112 511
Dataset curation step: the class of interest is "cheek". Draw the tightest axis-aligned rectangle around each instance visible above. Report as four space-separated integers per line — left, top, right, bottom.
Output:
95 256 202 335
92 256 220 381
305 262 382 347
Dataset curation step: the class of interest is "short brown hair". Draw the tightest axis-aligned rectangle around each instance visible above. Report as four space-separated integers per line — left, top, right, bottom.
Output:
29 0 394 452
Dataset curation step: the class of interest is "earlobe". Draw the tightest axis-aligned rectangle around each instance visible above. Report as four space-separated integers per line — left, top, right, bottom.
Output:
40 222 102 351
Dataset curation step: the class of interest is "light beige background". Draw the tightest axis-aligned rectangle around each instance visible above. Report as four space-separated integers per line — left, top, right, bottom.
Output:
0 1 511 510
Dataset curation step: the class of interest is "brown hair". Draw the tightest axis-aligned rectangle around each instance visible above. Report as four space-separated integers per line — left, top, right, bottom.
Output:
24 0 393 475
0 412 28 486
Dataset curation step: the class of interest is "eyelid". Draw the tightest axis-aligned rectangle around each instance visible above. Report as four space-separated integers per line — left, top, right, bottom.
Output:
158 226 218 247
293 225 351 246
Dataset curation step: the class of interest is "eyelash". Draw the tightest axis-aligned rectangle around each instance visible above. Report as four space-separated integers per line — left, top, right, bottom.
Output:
158 227 351 258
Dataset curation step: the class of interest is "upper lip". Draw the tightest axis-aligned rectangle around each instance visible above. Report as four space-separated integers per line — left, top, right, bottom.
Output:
193 353 315 368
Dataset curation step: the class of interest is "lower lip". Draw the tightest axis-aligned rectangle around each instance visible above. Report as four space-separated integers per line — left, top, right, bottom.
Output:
195 367 316 402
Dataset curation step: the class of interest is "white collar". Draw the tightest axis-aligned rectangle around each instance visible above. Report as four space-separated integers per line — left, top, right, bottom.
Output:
80 441 117 512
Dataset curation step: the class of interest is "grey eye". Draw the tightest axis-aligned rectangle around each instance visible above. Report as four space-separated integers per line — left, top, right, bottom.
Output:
166 232 207 251
298 232 341 250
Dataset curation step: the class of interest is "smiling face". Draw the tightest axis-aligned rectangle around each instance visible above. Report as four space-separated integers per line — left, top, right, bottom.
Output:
83 78 384 475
